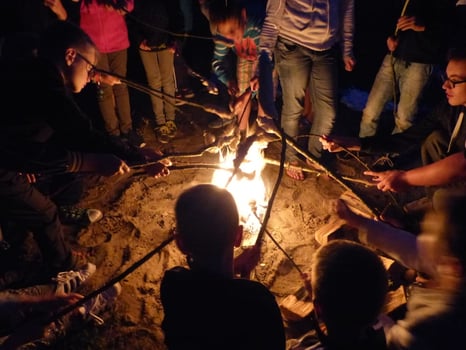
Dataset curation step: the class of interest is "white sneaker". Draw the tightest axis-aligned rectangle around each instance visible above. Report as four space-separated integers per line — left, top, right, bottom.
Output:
79 283 122 325
54 262 97 295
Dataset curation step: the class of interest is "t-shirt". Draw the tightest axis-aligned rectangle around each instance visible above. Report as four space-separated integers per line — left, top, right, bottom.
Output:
161 266 286 350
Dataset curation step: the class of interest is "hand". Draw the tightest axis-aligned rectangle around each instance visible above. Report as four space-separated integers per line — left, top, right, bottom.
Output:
139 40 152 51
386 36 399 52
396 16 425 32
138 148 171 179
227 82 239 97
250 76 259 92
81 153 130 176
363 170 408 192
332 198 358 224
319 135 361 152
234 245 261 278
231 90 252 117
43 0 67 20
19 173 37 183
343 56 356 72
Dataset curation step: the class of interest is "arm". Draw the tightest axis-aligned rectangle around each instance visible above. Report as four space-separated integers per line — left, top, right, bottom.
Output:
258 0 285 60
341 0 356 71
334 200 433 274
364 152 466 192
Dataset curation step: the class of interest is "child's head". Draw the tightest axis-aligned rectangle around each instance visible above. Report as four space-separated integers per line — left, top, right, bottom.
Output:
311 240 388 338
207 0 247 43
175 184 241 262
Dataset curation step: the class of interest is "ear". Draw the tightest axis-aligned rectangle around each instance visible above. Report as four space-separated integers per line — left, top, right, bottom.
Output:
65 48 77 67
234 225 243 247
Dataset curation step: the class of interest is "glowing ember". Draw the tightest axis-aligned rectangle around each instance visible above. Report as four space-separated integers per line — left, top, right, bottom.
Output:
211 142 268 247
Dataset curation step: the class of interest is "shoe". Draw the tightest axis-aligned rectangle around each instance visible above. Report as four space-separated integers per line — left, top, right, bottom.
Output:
155 125 171 144
59 206 103 227
53 262 96 295
165 120 177 138
208 117 235 129
181 87 195 99
122 129 146 148
79 282 122 325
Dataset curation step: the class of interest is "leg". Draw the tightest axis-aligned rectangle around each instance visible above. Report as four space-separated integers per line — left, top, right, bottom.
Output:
275 38 310 161
158 49 177 122
359 54 397 137
139 49 165 126
421 129 449 166
96 54 120 136
0 173 71 273
236 57 254 134
307 46 338 159
394 62 433 134
108 49 132 134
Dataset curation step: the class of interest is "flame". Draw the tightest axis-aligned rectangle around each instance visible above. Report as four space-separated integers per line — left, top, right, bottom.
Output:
211 142 268 247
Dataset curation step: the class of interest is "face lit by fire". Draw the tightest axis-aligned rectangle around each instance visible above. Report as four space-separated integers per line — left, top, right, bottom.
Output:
216 9 247 44
65 45 98 93
442 59 466 107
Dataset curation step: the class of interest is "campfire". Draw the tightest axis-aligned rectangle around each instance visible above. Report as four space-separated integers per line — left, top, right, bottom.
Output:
211 139 268 248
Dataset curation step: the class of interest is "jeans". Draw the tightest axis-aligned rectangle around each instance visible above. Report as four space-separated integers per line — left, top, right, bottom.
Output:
275 37 338 159
139 49 176 127
96 49 133 136
359 54 433 137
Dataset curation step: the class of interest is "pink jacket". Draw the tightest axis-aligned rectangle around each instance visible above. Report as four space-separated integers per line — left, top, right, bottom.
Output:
80 0 134 53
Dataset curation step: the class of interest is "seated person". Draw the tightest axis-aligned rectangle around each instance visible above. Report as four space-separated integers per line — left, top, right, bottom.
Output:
333 190 466 349
160 184 286 350
0 20 169 284
288 239 389 350
320 48 466 196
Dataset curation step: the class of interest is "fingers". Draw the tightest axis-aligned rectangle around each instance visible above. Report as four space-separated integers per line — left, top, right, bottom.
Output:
119 161 131 174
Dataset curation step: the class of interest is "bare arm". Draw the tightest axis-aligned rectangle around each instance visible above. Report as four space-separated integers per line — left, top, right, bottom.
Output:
364 152 466 192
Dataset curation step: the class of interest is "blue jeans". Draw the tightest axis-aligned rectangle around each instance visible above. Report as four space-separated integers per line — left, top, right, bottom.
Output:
275 37 338 160
359 54 433 137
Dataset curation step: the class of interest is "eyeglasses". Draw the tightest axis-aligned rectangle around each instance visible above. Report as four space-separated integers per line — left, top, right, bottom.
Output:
76 51 96 77
441 73 466 89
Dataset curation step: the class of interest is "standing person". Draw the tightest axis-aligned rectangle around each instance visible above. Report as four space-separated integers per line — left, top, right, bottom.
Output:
160 184 286 350
130 0 182 144
79 0 144 148
333 191 466 349
259 0 356 180
0 21 169 284
358 0 453 138
206 0 266 135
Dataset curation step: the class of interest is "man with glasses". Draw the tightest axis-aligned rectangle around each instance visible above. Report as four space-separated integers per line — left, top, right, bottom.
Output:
0 20 169 286
320 48 466 206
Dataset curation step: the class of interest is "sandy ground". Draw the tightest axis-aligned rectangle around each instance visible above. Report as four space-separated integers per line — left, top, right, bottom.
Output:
40 97 417 349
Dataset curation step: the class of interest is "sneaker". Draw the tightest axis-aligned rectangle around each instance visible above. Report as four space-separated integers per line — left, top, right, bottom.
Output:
155 125 171 144
122 129 146 148
165 120 177 138
53 262 97 295
79 282 122 325
181 87 195 99
59 206 103 227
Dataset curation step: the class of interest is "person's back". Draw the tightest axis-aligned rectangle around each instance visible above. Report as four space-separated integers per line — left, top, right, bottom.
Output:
160 184 285 350
161 266 285 350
